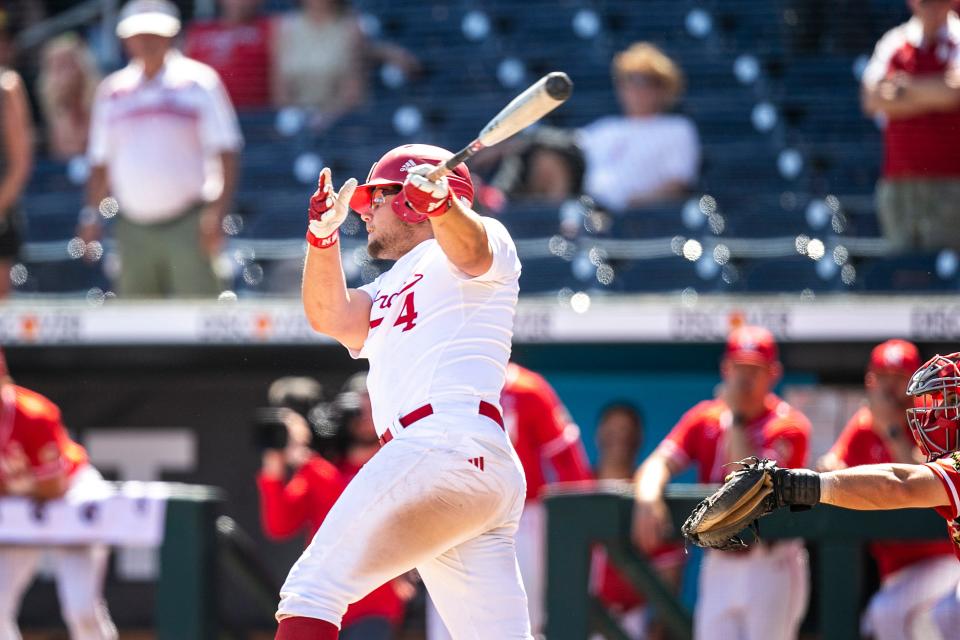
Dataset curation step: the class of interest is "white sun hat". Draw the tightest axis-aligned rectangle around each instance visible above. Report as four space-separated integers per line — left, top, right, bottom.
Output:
116 0 181 39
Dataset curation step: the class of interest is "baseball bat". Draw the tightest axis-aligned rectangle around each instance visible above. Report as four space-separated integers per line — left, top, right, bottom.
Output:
427 71 574 182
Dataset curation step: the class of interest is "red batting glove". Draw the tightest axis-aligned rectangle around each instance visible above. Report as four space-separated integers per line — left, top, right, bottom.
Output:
402 165 453 218
307 167 356 249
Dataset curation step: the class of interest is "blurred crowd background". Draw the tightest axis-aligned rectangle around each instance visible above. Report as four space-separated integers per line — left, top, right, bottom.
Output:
0 0 957 301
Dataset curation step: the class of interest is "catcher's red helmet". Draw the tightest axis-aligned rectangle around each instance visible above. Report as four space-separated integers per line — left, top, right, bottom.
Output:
906 352 960 462
349 144 474 224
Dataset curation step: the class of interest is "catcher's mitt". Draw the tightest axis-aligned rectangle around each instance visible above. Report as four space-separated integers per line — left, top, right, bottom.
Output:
681 457 779 551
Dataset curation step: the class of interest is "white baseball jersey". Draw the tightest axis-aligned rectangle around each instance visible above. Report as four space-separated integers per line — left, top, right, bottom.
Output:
353 216 521 436
279 215 531 638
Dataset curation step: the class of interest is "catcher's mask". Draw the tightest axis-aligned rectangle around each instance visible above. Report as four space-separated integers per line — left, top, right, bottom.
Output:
906 352 960 462
349 144 474 224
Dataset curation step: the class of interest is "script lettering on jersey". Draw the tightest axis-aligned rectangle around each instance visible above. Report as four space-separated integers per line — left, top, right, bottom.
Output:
370 274 424 332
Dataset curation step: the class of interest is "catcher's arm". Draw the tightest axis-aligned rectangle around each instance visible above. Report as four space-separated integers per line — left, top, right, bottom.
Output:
820 463 951 511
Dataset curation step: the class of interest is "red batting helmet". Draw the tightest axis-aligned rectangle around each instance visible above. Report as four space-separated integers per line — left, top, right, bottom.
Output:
906 352 960 462
349 144 475 224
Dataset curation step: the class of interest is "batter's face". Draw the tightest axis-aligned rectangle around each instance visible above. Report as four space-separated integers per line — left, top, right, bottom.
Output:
360 187 422 260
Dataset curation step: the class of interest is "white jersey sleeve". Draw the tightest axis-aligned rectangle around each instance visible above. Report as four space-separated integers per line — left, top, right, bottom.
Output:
446 216 522 284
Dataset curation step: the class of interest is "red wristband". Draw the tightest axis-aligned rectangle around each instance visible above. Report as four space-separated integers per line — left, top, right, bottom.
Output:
306 229 339 249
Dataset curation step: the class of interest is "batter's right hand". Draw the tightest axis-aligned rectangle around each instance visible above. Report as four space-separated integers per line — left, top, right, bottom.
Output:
632 497 671 554
307 167 357 248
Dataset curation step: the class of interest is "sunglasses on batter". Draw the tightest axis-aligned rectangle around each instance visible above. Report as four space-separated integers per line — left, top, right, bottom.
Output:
371 187 402 208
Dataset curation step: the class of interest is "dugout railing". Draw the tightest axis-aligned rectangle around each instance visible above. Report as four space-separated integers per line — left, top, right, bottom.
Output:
544 482 949 640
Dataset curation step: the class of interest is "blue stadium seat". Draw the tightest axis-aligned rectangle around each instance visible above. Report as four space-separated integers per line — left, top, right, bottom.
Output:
856 255 959 293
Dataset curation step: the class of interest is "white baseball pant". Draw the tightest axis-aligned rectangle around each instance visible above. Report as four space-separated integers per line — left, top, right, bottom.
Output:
277 409 532 639
426 501 545 639
0 466 117 640
862 555 960 640
694 540 808 640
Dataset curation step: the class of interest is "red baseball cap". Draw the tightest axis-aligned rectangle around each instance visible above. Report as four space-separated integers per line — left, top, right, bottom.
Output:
868 339 921 376
724 326 779 367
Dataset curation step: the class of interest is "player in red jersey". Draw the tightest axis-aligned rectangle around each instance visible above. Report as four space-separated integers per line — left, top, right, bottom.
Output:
633 326 812 640
427 362 593 638
0 349 117 639
819 340 959 639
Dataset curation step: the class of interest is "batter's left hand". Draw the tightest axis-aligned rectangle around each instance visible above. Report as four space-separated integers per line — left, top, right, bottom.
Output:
403 164 452 217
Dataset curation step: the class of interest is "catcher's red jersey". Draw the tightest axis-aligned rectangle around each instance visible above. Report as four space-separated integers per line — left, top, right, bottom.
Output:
657 394 810 482
830 407 955 577
501 363 592 501
927 452 960 560
0 385 87 481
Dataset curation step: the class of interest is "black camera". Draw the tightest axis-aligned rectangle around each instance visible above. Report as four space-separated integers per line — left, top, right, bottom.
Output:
253 407 289 452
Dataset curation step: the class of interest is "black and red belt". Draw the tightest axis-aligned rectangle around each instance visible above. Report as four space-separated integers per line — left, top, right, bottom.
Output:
378 400 504 447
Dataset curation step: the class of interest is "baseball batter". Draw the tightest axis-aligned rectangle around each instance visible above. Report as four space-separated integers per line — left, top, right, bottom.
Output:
632 326 811 640
275 144 530 640
819 340 959 640
426 362 594 638
0 350 117 640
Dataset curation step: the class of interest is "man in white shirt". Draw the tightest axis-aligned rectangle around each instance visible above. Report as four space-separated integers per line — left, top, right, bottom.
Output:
579 41 700 212
274 144 531 640
79 0 243 297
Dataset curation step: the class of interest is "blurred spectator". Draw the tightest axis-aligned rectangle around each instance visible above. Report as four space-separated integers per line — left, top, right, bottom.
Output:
271 0 365 122
590 402 684 640
632 326 811 640
271 0 418 127
184 0 272 109
0 348 117 639
861 0 960 252
257 373 411 639
818 339 959 640
36 33 100 160
427 362 593 639
579 42 700 212
490 127 586 204
0 20 33 300
79 0 242 298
